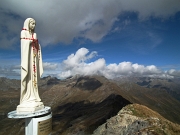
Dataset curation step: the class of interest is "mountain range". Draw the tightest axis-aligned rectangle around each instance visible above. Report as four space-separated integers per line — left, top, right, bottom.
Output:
0 75 180 135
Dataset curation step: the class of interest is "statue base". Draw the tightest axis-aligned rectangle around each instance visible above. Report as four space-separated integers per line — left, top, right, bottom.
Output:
8 106 52 135
16 102 44 114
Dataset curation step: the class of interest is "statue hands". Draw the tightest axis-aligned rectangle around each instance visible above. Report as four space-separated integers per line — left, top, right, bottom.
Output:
31 39 39 50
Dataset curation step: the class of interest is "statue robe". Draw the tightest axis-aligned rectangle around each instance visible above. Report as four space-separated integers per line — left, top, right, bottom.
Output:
17 18 44 113
20 30 43 105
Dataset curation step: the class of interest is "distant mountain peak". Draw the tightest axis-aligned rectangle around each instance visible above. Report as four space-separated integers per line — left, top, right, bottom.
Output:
74 76 103 90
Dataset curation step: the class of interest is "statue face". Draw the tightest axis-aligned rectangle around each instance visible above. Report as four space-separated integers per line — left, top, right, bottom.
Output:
29 20 36 31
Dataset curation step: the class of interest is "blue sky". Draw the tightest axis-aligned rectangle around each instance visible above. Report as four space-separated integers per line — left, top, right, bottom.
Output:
0 0 180 79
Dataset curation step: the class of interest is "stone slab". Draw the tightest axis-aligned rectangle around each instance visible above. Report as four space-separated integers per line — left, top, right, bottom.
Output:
8 106 51 119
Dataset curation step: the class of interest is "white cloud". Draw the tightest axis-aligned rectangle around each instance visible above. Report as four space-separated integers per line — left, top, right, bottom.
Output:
43 62 58 70
0 0 180 48
0 61 60 79
0 65 20 79
167 69 180 77
59 48 105 78
58 48 178 79
41 62 61 78
1 48 179 79
63 48 97 68
102 62 162 79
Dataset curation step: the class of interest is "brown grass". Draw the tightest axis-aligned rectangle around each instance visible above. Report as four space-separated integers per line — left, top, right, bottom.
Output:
127 104 180 135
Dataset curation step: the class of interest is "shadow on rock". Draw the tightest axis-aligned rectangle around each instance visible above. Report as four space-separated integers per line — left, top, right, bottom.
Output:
74 76 103 91
52 94 131 134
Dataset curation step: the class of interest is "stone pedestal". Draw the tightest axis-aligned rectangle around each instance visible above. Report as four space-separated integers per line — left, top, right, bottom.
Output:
8 106 52 135
16 102 44 114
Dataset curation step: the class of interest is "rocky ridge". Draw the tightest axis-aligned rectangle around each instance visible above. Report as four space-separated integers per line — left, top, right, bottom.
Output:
0 77 20 91
114 77 180 101
93 104 180 135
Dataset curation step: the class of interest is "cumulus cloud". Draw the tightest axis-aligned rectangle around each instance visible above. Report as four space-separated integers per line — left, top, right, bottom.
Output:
41 62 63 78
167 69 180 77
58 48 179 79
63 48 97 68
43 62 58 70
1 47 180 79
102 62 162 79
0 0 180 48
59 48 105 77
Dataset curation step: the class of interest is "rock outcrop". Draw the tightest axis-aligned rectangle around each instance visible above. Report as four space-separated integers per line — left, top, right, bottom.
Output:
93 104 180 135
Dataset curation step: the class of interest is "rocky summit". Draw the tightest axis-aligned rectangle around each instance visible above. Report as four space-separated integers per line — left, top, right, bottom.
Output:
93 104 180 135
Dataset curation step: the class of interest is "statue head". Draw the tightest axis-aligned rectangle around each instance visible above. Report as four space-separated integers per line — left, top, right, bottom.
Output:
23 18 36 33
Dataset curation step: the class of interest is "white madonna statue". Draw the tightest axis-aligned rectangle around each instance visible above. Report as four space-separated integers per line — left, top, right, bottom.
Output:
17 18 44 113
